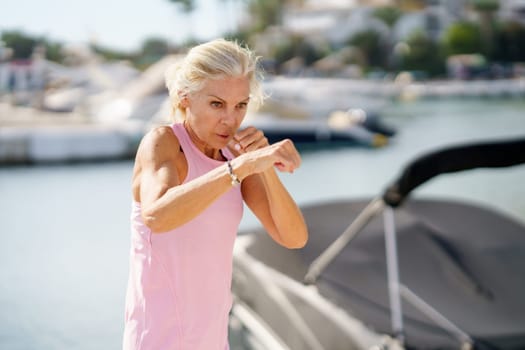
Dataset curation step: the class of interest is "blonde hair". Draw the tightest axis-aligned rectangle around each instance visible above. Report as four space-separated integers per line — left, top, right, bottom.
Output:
165 38 264 120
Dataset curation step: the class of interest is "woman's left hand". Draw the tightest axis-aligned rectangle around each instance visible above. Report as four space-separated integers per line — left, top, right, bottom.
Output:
228 126 269 156
228 126 301 174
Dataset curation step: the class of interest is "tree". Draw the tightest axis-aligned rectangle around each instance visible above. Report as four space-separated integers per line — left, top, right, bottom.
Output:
399 30 445 76
470 0 499 12
168 0 196 12
373 6 402 28
493 21 525 62
442 21 483 56
270 35 327 70
90 44 133 62
45 42 65 63
1 31 37 59
347 30 385 69
141 38 170 57
135 37 171 67
246 0 284 32
470 0 499 57
1 30 64 63
166 0 288 36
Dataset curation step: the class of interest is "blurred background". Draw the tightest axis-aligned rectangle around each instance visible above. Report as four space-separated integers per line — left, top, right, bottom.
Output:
1 0 525 349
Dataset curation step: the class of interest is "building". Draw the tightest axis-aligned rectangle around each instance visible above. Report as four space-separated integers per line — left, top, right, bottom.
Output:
498 0 525 24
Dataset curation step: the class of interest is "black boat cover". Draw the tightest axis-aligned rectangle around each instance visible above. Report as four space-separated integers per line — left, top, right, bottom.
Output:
244 198 525 350
383 138 525 207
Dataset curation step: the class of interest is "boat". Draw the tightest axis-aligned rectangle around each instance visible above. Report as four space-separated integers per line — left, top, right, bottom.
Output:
228 300 291 350
242 77 397 148
244 110 393 148
150 75 397 148
232 137 525 349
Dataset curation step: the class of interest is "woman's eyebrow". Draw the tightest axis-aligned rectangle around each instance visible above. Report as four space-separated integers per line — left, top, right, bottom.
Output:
207 94 250 103
207 94 225 101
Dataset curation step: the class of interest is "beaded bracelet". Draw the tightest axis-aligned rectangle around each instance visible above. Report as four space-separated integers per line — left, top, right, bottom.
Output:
226 160 241 186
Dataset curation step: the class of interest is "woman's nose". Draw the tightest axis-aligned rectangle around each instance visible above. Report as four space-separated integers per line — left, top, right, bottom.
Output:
220 109 237 126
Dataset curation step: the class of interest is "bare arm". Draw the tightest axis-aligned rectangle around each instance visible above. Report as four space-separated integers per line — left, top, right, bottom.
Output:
231 128 308 249
134 127 239 233
134 126 308 246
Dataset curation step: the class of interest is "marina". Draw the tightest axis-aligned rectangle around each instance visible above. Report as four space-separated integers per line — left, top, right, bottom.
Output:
2 75 525 164
1 97 525 349
3 0 525 348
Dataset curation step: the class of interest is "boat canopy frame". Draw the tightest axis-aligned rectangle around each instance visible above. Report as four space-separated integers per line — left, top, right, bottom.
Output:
304 137 525 349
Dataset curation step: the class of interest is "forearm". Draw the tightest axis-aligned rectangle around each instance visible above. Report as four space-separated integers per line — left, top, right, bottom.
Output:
258 168 308 247
142 163 236 232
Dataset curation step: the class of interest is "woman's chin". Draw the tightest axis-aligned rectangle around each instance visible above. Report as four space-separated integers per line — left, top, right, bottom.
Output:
214 135 231 148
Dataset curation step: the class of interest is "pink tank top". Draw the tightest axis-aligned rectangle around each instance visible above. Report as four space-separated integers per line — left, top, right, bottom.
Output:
123 123 243 350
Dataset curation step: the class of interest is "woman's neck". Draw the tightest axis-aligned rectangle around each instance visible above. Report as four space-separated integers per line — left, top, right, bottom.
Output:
183 121 223 161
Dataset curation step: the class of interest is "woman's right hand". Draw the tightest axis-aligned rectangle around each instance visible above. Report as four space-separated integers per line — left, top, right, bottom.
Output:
232 138 302 180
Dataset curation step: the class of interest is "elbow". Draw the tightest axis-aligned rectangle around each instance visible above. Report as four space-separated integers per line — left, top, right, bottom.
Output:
143 216 162 233
283 228 308 249
142 210 166 233
286 240 307 250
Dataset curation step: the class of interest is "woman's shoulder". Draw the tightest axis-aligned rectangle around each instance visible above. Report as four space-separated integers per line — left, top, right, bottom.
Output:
148 124 180 144
137 125 181 160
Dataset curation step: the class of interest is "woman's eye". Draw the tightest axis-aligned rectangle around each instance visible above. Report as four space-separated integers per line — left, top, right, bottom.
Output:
211 101 222 108
237 102 248 110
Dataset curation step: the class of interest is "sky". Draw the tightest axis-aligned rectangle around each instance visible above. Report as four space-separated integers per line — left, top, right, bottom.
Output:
0 0 242 52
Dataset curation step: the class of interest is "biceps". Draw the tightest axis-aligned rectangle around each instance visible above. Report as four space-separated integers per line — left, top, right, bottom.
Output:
139 165 179 207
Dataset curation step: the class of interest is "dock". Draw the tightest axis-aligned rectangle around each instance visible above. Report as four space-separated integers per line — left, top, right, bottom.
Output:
0 103 145 165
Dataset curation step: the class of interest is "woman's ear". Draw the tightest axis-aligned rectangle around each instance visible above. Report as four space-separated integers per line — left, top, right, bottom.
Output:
179 91 189 108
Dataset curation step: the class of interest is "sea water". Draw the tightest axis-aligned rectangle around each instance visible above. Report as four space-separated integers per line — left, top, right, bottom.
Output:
1 98 524 349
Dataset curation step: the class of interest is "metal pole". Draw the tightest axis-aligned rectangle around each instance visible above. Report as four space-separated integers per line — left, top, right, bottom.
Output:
304 198 385 284
400 285 473 348
383 206 404 343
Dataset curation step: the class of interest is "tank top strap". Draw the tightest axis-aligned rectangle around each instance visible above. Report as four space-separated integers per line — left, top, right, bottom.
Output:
171 122 235 162
221 147 235 161
170 122 193 155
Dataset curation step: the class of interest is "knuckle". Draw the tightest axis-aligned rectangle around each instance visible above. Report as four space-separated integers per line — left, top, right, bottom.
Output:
282 138 292 146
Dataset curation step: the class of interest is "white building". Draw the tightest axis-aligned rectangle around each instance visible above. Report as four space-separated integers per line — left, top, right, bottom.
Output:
498 0 525 24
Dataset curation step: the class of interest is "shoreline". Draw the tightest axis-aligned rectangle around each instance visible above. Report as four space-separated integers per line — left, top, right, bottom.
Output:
0 103 145 165
266 76 525 100
1 77 524 165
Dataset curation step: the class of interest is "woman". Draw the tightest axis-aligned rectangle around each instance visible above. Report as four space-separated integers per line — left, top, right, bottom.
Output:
122 39 308 350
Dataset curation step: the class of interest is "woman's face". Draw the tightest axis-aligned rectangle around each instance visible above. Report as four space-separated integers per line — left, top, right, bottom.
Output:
184 76 251 150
